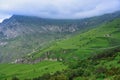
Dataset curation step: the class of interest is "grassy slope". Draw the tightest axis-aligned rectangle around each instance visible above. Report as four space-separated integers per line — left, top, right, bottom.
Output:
0 61 67 80
1 11 120 63
73 46 120 80
0 18 120 80
31 18 120 62
28 18 120 80
0 32 65 63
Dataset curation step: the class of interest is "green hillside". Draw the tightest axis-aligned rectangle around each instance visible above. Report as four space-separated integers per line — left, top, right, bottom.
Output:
31 18 120 63
25 18 120 80
0 61 67 80
0 18 120 80
0 11 120 63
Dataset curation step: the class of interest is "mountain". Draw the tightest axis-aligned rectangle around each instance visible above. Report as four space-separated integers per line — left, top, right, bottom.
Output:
0 17 120 80
21 17 120 64
0 11 120 63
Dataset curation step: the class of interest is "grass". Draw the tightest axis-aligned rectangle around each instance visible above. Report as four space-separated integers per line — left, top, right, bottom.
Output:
31 18 120 62
0 61 67 80
0 18 120 80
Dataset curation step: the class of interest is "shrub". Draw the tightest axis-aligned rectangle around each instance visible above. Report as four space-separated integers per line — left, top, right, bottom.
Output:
113 75 120 80
12 76 19 80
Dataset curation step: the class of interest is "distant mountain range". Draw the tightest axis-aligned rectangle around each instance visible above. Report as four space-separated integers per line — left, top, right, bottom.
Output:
0 11 120 63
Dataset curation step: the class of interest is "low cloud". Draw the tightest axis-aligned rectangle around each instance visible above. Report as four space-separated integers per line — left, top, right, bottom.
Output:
0 0 120 22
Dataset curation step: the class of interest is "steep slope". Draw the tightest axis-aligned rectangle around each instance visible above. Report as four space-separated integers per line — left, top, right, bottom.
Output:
35 45 120 80
0 17 120 80
25 18 120 80
0 11 120 63
30 18 120 63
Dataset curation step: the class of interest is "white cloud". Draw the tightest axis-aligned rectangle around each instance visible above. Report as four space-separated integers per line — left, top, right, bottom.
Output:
0 13 11 23
0 0 120 21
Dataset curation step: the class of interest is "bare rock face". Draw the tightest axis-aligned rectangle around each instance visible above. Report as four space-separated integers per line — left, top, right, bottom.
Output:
0 15 79 40
0 41 7 46
1 11 120 39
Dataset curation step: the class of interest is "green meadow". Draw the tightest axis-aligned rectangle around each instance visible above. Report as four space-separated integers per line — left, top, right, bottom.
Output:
0 61 67 80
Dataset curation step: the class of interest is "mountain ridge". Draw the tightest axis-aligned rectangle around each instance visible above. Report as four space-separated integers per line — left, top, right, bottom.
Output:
0 11 120 63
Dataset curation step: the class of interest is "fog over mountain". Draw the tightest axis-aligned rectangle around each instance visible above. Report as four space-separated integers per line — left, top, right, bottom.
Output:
0 0 120 22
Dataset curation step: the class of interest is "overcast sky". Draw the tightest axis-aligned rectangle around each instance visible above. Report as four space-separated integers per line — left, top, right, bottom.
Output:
0 0 120 22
